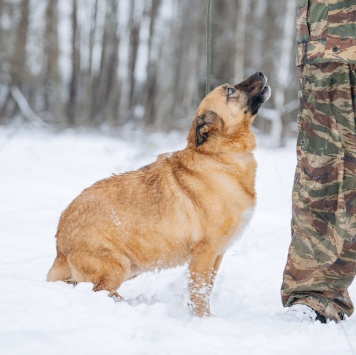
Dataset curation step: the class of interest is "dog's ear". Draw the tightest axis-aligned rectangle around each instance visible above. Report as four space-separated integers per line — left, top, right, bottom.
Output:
195 111 216 147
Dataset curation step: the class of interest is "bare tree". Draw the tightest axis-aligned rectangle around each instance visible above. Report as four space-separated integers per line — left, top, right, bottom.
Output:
234 0 248 82
249 0 267 71
127 0 141 108
67 0 81 125
3 0 31 121
182 0 205 121
92 0 120 124
11 0 29 86
270 0 295 147
142 0 161 127
103 1 120 124
44 0 61 123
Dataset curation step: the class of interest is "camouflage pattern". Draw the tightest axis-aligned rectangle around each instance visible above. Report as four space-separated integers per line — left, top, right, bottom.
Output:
281 0 356 322
296 0 356 65
281 42 356 320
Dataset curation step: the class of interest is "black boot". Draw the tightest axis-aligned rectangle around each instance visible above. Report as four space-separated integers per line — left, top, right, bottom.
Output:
315 311 327 324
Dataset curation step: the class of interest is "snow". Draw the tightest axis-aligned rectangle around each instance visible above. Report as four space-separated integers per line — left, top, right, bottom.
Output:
0 126 355 355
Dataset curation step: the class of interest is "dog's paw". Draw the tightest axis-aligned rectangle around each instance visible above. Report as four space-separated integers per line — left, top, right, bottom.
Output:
109 291 123 303
187 302 211 317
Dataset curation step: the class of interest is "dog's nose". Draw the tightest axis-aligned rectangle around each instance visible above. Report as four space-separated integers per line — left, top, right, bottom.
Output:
257 71 264 78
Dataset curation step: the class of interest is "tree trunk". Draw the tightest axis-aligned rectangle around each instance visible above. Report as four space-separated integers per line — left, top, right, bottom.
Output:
44 0 61 124
234 0 248 82
143 0 161 127
128 0 141 108
93 0 120 124
271 0 294 147
11 0 29 86
250 0 267 70
67 0 80 125
104 1 120 124
182 0 205 122
83 0 99 124
5 0 30 120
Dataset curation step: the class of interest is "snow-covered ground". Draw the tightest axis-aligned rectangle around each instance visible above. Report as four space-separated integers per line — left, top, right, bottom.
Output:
0 126 355 355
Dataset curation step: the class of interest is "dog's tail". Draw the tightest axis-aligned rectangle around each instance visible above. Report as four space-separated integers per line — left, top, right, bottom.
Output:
47 249 72 282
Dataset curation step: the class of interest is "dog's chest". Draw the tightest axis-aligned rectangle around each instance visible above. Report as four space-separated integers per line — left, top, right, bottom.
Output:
220 206 255 252
199 155 256 240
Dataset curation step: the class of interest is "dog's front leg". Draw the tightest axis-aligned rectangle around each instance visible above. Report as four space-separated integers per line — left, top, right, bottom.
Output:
188 242 217 317
209 253 224 290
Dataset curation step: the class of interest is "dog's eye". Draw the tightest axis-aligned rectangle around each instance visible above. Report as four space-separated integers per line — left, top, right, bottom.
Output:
227 88 235 96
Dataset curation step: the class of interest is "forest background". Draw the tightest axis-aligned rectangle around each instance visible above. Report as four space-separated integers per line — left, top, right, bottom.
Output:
0 0 297 147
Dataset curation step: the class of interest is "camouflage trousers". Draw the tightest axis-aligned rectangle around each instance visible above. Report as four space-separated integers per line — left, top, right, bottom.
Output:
281 62 356 322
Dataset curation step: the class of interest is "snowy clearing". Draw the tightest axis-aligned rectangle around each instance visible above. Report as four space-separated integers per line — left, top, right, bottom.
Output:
0 126 355 355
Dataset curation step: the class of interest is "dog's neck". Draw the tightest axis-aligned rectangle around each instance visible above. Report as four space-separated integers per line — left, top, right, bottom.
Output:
186 122 256 155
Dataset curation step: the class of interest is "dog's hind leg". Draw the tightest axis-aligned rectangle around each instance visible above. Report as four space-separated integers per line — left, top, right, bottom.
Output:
67 252 130 299
47 249 72 282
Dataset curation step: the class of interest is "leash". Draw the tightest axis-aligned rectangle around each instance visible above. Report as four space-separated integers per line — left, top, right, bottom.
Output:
205 0 212 96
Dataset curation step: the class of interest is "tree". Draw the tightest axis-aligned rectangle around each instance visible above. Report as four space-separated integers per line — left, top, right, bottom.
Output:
234 0 248 82
93 0 120 124
11 0 29 87
270 0 295 147
67 0 81 125
142 0 162 127
44 0 61 123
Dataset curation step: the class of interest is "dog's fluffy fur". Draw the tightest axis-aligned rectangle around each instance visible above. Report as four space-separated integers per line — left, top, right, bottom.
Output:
47 72 271 316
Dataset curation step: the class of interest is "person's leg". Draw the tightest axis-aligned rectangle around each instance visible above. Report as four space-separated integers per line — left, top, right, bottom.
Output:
281 63 356 321
335 64 356 242
283 237 355 320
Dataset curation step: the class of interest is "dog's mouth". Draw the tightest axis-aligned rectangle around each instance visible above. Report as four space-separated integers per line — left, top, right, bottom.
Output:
259 84 271 103
250 84 271 115
236 72 271 115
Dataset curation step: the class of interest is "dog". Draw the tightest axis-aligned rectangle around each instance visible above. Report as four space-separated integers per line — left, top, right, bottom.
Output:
47 72 271 316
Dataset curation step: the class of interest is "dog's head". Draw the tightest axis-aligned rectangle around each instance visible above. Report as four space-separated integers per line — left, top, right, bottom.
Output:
188 72 271 150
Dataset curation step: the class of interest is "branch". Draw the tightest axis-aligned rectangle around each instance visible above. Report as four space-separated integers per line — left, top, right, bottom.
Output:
10 86 45 127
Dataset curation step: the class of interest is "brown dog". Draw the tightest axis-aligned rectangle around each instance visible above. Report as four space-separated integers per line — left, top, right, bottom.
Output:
47 72 270 316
